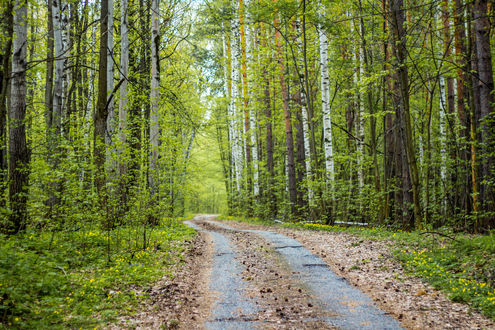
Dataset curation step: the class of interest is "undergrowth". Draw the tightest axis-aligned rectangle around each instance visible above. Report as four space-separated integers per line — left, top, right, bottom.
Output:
0 219 196 328
220 215 495 320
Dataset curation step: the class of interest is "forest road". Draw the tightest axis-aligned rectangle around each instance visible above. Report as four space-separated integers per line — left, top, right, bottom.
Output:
184 215 402 330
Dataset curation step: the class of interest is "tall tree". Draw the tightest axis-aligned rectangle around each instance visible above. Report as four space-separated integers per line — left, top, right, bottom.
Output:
390 0 422 228
274 8 296 214
119 0 129 181
473 0 495 228
0 0 13 194
94 0 109 198
318 0 334 185
9 0 29 232
149 0 160 207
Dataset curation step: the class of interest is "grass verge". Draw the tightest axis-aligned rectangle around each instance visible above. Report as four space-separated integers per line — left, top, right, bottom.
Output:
0 219 196 328
219 215 495 320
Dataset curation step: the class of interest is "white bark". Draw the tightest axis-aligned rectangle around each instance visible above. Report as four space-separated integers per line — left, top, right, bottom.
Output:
436 8 447 211
149 0 160 195
106 0 115 147
356 21 365 191
119 0 129 169
223 28 236 194
302 103 313 201
231 2 243 192
52 0 67 135
318 2 334 184
245 0 258 196
439 76 447 183
295 18 313 202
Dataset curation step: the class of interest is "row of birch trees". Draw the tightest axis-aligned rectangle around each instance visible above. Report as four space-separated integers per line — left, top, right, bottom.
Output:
204 0 495 231
0 0 203 234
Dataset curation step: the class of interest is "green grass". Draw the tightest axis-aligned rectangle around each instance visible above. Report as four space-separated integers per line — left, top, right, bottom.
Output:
0 219 196 328
220 216 495 320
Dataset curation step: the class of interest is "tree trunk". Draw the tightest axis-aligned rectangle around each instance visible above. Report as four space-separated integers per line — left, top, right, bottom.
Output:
45 0 54 132
119 0 128 178
9 0 29 232
106 0 115 159
231 2 243 195
94 0 109 199
0 0 13 198
239 0 252 206
390 0 422 229
274 10 296 215
473 0 495 228
149 0 160 207
318 0 334 185
454 0 471 215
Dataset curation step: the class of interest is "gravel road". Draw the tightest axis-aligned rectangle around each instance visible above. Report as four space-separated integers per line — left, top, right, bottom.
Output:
186 216 402 329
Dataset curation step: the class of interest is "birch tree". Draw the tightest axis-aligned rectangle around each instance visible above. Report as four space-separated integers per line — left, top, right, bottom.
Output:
9 0 28 231
106 0 115 153
230 0 243 193
318 0 334 184
119 0 129 179
149 0 160 202
94 0 109 198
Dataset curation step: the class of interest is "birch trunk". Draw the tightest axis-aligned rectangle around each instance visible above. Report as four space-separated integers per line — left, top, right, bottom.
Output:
318 1 334 184
245 0 258 196
45 0 54 131
231 2 243 192
149 0 160 199
439 74 447 193
302 102 313 201
52 0 67 137
119 0 129 177
94 0 108 197
0 0 13 189
294 18 312 202
436 2 448 213
239 0 251 199
222 28 235 196
9 0 29 232
106 0 114 148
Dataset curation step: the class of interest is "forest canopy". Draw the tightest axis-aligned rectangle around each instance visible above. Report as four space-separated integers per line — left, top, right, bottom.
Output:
0 0 494 241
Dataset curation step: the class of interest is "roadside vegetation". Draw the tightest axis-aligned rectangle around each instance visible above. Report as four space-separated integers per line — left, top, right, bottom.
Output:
220 215 495 320
0 219 196 328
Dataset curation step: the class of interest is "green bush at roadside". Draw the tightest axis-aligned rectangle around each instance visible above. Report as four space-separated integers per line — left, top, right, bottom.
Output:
0 219 196 328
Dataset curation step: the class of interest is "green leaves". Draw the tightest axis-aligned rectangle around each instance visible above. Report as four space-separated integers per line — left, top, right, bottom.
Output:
0 221 196 327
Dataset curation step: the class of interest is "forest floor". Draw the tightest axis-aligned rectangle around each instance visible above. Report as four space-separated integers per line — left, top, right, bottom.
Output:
115 215 495 329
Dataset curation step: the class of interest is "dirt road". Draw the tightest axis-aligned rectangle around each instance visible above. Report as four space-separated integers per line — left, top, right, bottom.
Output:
185 215 401 329
117 215 494 329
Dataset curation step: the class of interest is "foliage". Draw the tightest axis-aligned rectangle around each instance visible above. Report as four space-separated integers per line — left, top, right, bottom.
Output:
0 220 196 328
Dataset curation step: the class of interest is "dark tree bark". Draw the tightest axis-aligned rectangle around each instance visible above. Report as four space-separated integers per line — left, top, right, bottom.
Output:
45 0 54 131
295 97 307 212
94 0 109 199
473 0 495 229
454 0 471 215
389 0 422 229
274 13 296 215
264 69 276 217
441 0 458 213
9 0 29 232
